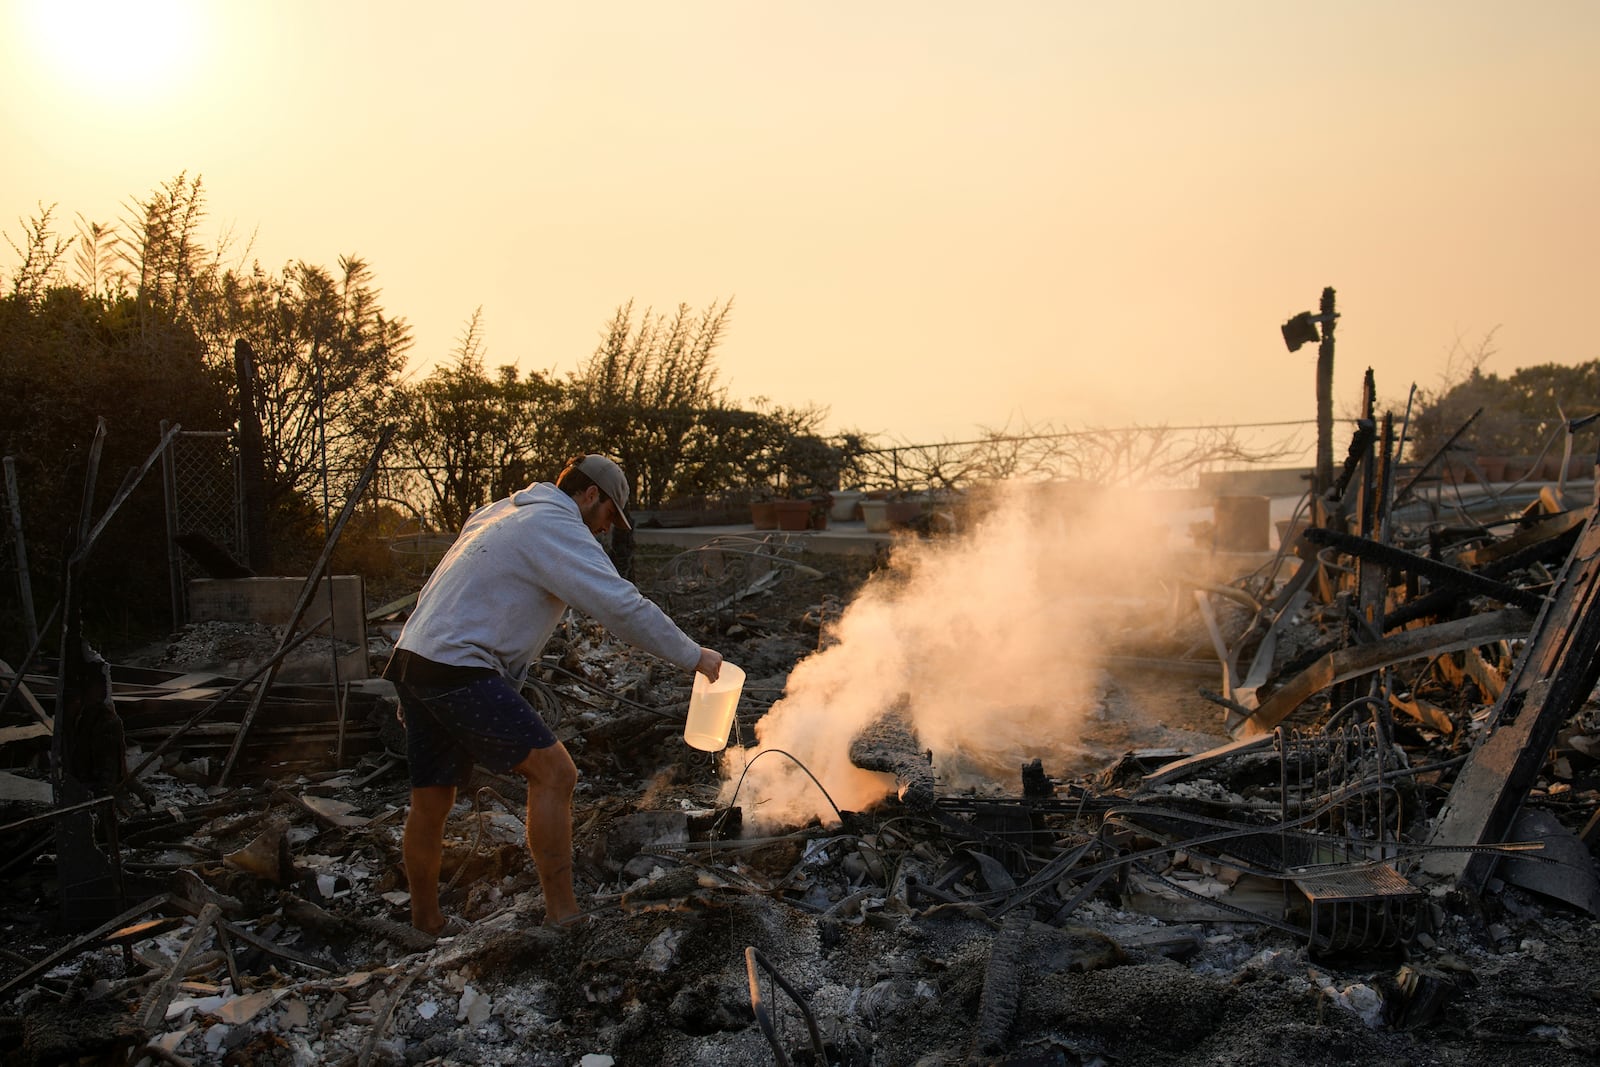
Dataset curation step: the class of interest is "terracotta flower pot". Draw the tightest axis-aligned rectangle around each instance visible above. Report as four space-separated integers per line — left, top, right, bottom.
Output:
750 501 778 530
1476 456 1510 483
774 499 812 531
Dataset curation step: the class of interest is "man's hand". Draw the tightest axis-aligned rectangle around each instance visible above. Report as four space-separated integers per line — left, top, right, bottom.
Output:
695 647 723 682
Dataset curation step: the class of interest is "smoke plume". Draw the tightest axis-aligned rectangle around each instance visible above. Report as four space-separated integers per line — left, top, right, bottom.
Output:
720 480 1190 832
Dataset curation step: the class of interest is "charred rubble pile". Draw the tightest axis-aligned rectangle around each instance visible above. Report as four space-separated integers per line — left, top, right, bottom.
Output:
3 453 1600 1066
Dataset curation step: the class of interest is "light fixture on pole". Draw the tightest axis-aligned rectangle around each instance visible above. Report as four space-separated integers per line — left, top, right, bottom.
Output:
1280 311 1322 353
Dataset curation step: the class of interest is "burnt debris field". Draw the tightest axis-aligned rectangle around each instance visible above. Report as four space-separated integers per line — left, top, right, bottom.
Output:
4 464 1600 1066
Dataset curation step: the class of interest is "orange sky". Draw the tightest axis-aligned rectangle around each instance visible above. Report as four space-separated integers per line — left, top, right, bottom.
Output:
4 1 1596 452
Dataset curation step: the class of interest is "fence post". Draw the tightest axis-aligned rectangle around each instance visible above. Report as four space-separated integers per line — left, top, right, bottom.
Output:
160 420 184 629
3 456 38 649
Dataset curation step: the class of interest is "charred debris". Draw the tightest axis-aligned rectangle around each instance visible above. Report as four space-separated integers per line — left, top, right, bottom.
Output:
3 414 1600 1065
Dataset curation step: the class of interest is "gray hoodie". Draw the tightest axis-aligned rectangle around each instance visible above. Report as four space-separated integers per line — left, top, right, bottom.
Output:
395 482 699 682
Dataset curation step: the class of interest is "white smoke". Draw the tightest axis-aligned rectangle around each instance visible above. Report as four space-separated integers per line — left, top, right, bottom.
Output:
720 479 1191 831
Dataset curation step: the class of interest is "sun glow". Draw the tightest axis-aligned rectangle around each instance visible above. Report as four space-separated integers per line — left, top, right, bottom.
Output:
18 0 204 103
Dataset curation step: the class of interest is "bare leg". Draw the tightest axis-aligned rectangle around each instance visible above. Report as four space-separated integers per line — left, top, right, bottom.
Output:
512 742 580 923
403 784 457 935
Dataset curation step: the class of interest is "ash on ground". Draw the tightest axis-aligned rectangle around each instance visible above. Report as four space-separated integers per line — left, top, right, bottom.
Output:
146 620 364 684
4 544 1598 1066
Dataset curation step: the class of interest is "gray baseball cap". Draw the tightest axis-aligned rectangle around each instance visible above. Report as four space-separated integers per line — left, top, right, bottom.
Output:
574 454 632 529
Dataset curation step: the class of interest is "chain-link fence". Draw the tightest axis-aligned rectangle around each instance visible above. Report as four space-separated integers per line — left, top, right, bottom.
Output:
160 424 245 627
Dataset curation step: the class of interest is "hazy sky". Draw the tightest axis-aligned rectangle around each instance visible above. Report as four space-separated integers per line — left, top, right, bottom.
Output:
5 1 1596 448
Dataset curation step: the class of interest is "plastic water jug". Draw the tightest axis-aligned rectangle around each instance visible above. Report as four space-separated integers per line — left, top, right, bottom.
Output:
684 662 745 751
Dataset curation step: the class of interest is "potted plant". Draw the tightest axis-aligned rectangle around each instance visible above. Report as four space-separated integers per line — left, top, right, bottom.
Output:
808 495 830 530
750 492 779 530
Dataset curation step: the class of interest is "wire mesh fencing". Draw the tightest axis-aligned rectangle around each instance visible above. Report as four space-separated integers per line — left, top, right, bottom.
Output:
161 426 245 626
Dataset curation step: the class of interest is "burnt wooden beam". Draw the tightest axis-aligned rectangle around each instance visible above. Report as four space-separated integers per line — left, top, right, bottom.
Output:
1301 527 1546 614
1234 609 1533 736
1421 498 1600 891
43 423 183 925
973 908 1032 1056
848 704 935 810
0 653 53 728
1313 287 1338 495
0 893 173 1001
0 602 59 724
137 903 221 1029
1327 418 1376 507
168 894 333 972
1357 410 1394 639
283 895 436 953
1382 519 1576 630
1380 588 1473 632
1450 507 1588 570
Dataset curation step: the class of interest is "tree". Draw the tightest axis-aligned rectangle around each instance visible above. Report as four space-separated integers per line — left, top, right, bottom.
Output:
389 310 564 529
1 175 411 635
524 299 877 510
1408 331 1600 470
73 214 127 298
5 202 72 303
103 174 408 565
122 172 210 321
0 276 229 652
563 300 732 509
674 400 837 499
850 417 1299 493
117 172 258 362
209 256 411 558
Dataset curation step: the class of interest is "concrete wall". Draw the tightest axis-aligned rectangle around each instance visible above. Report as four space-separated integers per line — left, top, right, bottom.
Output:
1198 467 1313 499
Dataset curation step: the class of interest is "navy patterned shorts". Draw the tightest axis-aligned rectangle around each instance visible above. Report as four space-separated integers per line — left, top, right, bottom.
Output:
394 675 558 788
